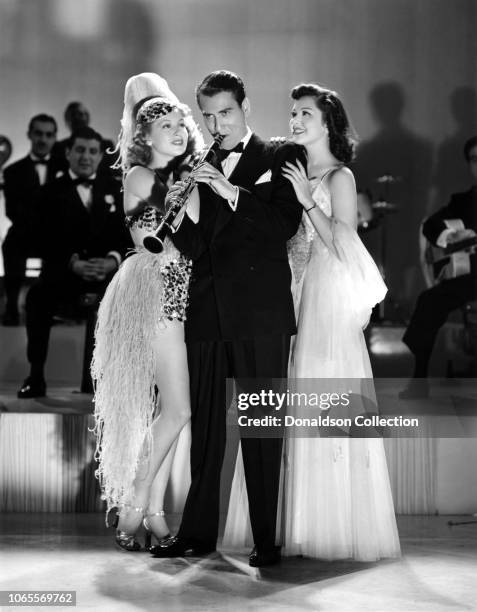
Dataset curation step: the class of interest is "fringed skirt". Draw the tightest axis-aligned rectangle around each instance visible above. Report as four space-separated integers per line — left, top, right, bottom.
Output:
91 246 191 517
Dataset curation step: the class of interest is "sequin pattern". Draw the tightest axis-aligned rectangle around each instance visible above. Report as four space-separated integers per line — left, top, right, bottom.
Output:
287 178 333 283
160 256 192 322
127 205 192 322
125 206 163 232
287 215 315 284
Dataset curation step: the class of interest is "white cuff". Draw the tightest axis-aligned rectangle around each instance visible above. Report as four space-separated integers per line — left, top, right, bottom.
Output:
228 186 239 211
106 251 122 267
436 228 454 248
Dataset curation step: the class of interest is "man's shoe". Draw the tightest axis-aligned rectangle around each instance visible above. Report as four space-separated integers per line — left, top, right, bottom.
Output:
398 379 429 400
249 546 281 568
150 536 216 558
17 377 46 399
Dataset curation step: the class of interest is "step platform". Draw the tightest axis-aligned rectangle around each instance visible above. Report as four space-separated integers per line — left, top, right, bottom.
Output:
0 382 192 514
1 324 476 516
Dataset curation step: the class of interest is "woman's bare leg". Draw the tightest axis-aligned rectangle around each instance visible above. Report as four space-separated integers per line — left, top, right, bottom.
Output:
144 437 179 537
118 320 190 533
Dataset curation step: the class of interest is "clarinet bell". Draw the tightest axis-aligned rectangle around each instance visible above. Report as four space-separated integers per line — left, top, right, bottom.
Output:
143 235 165 253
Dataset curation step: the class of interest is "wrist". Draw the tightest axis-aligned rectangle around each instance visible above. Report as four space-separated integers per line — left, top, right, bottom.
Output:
302 196 315 210
305 202 317 213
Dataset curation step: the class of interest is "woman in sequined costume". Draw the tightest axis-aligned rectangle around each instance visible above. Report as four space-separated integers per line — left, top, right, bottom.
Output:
91 74 203 551
224 84 400 561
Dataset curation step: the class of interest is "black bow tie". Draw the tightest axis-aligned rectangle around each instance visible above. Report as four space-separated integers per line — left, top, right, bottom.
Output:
216 142 245 163
73 177 94 188
33 159 48 166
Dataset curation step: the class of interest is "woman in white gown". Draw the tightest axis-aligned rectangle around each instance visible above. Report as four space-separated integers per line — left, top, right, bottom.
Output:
223 83 400 562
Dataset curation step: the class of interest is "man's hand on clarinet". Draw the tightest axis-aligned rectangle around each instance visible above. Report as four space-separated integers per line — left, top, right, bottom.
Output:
192 162 237 201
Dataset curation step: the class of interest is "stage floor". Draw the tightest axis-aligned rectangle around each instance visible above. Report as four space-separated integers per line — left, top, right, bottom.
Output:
0 514 475 611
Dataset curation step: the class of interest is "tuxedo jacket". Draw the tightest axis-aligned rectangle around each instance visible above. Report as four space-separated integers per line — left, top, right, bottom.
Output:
172 135 304 343
3 155 64 238
36 173 129 283
423 188 477 245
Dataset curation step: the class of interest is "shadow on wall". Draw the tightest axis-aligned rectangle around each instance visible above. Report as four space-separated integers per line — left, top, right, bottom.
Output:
433 86 477 209
353 82 433 316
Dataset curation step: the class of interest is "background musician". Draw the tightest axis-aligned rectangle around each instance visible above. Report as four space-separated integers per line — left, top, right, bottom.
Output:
17 127 128 399
400 136 477 397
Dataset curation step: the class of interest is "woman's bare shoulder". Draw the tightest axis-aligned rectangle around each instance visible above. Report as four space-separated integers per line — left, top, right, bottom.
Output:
125 166 154 194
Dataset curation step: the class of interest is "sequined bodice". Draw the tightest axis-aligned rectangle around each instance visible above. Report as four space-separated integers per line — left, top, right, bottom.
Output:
124 169 192 322
287 178 332 283
125 204 164 232
125 167 169 231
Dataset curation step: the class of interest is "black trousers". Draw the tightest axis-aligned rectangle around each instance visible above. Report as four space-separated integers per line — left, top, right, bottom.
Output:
178 334 290 551
403 275 476 356
25 276 107 369
2 229 31 316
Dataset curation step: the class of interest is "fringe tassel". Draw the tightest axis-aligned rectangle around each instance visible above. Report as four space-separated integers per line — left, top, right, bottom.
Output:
91 249 171 518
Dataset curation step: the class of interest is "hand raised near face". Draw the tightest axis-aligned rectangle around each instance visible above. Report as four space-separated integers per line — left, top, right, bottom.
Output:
192 162 238 201
281 159 315 210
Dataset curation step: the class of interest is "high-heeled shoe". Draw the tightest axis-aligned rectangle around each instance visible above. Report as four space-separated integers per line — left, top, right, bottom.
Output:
113 505 144 552
143 510 171 551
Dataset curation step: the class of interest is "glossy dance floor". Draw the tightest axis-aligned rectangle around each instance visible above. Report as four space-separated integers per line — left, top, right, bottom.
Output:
0 514 476 611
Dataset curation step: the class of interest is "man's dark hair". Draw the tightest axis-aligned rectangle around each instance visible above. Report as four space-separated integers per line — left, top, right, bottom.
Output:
464 136 477 161
28 114 57 134
196 70 246 106
64 101 89 122
67 127 103 151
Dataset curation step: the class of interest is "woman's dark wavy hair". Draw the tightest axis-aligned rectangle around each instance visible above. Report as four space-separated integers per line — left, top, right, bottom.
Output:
127 96 203 177
291 84 357 163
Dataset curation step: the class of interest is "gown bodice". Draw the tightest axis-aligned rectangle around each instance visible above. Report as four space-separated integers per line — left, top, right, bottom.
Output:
287 175 333 285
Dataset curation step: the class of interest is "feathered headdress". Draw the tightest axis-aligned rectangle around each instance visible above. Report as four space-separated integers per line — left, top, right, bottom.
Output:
112 72 203 174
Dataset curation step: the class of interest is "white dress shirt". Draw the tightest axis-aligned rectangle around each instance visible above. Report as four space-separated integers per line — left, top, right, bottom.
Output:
222 127 253 211
30 154 50 186
69 169 95 210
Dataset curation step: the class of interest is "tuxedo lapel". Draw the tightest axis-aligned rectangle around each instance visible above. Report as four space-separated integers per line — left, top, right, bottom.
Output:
25 157 41 189
228 134 266 188
46 160 60 183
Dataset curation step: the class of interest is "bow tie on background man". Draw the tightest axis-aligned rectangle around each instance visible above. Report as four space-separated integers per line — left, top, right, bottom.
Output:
73 177 95 188
215 142 244 163
33 159 48 166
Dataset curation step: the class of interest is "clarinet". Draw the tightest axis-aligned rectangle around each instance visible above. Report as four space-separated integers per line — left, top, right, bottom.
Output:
143 135 224 254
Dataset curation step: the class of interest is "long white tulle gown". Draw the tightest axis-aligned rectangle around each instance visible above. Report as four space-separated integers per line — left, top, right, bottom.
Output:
223 170 401 561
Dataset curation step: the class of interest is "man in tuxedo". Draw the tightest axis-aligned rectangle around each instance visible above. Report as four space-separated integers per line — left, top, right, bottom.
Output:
153 70 302 566
52 101 118 181
2 114 63 325
52 101 90 167
401 135 477 397
18 127 129 399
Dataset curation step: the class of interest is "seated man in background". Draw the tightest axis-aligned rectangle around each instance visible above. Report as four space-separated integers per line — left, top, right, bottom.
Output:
18 126 130 398
52 101 90 165
53 101 119 180
401 136 477 397
2 114 63 325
